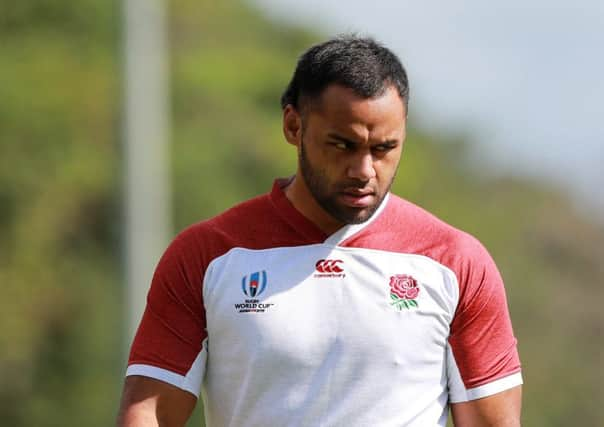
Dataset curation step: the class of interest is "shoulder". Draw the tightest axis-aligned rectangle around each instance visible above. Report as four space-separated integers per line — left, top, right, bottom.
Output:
170 192 275 265
168 188 310 269
397 194 496 272
188 192 274 239
361 194 490 262
348 193 500 299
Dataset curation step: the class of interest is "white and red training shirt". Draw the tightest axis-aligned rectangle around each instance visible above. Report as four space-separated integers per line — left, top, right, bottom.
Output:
127 179 522 426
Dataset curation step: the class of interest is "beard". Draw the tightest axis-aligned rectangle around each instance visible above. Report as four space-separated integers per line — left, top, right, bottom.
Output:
299 138 394 225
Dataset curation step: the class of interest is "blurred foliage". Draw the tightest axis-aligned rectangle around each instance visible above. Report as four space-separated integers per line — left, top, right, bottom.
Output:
0 0 602 426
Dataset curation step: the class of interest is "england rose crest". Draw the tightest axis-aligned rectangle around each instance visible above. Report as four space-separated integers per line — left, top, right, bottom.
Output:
389 274 420 310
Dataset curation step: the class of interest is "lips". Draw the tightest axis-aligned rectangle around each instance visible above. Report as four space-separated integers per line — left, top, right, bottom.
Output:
339 188 376 208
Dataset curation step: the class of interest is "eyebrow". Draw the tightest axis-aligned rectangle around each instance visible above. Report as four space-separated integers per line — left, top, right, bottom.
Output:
327 132 398 146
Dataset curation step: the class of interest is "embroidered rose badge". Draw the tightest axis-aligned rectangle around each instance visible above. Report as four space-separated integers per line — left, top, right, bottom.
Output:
389 274 420 310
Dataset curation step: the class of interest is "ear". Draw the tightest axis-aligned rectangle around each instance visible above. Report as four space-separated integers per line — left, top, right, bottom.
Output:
282 104 302 147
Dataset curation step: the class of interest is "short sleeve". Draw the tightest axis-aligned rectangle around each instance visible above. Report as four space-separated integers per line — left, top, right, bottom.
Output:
446 238 522 402
126 231 208 397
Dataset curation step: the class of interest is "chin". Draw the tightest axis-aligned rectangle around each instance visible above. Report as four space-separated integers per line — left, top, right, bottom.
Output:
320 197 382 226
336 207 377 225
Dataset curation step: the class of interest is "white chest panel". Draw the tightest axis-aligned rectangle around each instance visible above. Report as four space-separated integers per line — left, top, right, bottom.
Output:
201 244 459 427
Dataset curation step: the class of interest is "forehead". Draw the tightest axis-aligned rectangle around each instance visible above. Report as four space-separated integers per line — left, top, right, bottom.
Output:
306 84 406 138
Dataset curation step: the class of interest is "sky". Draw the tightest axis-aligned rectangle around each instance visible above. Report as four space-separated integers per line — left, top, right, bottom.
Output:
252 0 604 217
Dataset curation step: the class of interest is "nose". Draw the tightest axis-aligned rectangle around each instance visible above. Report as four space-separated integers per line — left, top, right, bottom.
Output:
346 151 376 182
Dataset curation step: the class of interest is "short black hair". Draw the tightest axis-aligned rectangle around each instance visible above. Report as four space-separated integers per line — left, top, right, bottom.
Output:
281 35 409 113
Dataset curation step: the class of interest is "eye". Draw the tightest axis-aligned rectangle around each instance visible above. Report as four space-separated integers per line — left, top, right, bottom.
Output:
330 141 353 151
372 143 397 153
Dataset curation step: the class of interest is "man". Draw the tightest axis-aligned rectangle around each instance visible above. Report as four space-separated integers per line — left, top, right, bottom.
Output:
117 36 522 426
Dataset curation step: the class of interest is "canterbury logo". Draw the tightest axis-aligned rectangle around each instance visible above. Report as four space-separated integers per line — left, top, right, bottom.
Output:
315 259 344 273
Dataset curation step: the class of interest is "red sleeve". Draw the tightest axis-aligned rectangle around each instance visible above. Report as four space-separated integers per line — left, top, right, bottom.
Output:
128 231 207 376
448 237 521 389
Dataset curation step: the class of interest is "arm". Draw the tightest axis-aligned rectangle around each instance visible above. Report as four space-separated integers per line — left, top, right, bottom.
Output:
446 236 523 425
450 385 522 427
118 231 209 426
116 375 197 427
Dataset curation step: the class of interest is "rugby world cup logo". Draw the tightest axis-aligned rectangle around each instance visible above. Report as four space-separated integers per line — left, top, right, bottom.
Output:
241 270 267 298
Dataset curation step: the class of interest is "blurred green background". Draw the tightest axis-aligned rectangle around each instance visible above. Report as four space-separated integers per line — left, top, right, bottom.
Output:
1 1 603 426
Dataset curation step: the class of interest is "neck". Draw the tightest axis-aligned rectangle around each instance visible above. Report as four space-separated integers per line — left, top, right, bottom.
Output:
283 173 344 235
